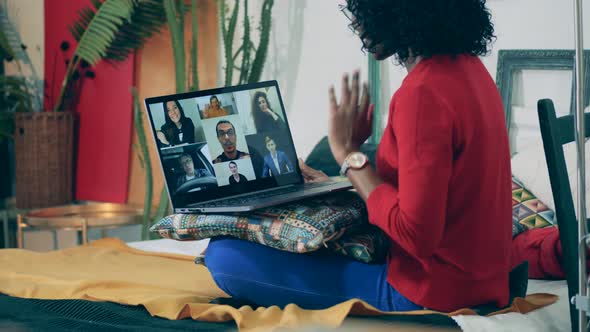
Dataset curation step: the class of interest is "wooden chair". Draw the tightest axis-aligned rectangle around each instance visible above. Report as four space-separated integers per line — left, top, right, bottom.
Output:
537 98 590 332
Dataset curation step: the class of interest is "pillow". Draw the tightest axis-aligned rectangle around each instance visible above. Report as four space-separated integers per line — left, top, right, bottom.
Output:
511 139 589 216
511 176 555 237
150 191 368 254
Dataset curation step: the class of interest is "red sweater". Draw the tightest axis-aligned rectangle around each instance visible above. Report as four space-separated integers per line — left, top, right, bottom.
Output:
367 55 512 312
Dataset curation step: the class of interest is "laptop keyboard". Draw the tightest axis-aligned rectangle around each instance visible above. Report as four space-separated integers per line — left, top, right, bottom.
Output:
199 182 334 208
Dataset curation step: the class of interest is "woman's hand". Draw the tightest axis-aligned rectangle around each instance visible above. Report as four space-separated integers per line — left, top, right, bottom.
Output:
328 70 374 165
298 158 330 183
156 131 169 146
263 108 279 121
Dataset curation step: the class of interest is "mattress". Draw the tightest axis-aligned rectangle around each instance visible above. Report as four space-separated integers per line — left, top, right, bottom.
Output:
127 239 570 332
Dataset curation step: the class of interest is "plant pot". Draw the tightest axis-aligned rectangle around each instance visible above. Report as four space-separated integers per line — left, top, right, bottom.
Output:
14 112 74 209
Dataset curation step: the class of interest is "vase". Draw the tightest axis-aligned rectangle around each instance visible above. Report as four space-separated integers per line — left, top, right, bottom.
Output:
14 112 74 209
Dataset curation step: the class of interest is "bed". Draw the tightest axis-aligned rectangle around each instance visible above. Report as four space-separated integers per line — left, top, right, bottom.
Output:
127 238 570 332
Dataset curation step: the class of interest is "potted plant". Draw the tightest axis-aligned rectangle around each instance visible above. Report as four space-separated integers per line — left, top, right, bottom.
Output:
7 0 166 209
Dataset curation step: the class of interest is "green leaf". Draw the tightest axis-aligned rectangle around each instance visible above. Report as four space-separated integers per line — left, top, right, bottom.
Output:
73 0 136 66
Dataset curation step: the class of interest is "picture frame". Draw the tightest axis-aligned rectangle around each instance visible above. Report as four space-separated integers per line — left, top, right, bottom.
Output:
495 49 590 133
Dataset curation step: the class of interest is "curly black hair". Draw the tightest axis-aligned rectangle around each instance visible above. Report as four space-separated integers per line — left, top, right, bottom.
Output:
346 0 495 64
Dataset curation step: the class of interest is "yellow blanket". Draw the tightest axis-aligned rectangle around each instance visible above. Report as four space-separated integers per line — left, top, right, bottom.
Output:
0 238 558 331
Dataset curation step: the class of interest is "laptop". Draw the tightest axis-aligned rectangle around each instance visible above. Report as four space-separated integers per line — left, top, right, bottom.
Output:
144 80 352 213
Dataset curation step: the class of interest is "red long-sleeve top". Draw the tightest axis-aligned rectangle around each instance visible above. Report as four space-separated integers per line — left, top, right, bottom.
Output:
367 54 512 312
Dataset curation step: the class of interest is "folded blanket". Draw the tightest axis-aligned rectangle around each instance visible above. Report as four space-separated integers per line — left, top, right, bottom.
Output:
0 238 558 332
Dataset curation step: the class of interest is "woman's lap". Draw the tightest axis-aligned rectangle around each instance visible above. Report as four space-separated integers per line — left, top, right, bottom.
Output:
205 237 420 311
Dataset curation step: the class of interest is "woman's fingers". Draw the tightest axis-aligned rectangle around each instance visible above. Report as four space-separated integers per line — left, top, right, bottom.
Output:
360 82 370 111
341 73 350 106
328 86 338 114
350 70 360 109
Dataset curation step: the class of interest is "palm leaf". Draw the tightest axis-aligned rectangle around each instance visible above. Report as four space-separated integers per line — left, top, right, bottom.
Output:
0 76 33 107
0 3 26 63
70 0 168 63
73 0 136 66
0 22 14 60
0 2 43 111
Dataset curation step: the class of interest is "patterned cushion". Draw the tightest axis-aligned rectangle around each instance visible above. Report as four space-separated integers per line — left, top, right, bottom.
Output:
512 176 555 237
150 191 368 254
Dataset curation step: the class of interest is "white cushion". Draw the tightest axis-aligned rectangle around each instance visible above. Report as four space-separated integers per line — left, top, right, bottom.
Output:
511 139 590 217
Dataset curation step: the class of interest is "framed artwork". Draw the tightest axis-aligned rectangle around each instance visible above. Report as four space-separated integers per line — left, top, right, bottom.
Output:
496 49 590 132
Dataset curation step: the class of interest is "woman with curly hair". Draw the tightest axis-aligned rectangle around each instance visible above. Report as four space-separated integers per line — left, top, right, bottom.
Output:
206 0 511 313
251 90 286 133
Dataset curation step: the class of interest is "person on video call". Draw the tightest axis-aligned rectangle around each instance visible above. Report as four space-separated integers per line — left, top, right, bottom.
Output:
228 161 248 185
251 91 286 132
206 0 513 315
202 95 229 119
261 136 294 177
176 153 212 189
213 120 250 164
157 100 196 147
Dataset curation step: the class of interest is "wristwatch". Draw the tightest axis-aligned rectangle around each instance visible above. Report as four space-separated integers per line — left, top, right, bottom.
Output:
339 151 369 176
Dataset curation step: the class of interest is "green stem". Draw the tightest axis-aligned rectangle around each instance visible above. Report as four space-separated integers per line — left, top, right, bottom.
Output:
190 0 198 90
248 0 273 83
132 87 153 240
223 0 239 86
238 0 250 84
164 0 186 93
53 56 81 112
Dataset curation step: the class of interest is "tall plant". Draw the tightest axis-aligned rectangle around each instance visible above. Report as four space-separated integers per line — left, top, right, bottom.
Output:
220 0 274 86
61 0 168 238
53 0 167 112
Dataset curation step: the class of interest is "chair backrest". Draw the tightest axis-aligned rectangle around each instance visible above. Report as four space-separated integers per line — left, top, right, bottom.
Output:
537 98 590 332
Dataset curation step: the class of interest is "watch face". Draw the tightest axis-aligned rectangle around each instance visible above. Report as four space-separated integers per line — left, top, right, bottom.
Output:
348 152 368 168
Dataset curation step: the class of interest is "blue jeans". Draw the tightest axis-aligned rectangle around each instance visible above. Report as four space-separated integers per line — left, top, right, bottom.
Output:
205 237 421 311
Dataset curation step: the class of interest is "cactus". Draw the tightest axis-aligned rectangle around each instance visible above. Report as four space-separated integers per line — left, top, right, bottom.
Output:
189 0 199 91
221 0 274 86
221 0 240 86
248 0 273 83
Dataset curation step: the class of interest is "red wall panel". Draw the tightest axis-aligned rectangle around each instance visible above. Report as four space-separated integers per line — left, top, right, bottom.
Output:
44 0 133 203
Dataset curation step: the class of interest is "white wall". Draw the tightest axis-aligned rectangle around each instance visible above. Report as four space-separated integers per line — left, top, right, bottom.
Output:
259 0 590 159
260 0 369 158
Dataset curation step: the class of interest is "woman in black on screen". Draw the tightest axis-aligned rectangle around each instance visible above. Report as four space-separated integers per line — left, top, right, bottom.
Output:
156 100 196 147
251 91 286 133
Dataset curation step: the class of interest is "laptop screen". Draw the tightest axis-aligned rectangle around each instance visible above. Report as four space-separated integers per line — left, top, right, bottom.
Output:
144 80 303 209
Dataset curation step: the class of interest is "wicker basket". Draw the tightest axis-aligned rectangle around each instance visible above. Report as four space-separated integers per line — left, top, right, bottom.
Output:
14 112 74 209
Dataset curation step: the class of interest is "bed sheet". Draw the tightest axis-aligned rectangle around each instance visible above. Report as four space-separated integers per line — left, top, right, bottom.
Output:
127 239 569 332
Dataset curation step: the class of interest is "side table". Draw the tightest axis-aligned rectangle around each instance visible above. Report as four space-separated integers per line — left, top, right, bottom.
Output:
17 203 143 249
